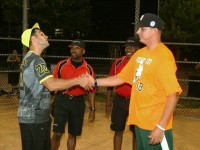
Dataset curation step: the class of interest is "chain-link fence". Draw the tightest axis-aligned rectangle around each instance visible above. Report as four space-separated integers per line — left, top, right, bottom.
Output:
0 38 200 118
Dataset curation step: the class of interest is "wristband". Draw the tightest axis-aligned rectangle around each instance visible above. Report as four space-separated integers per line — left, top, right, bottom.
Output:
94 78 98 90
90 107 95 111
156 124 165 131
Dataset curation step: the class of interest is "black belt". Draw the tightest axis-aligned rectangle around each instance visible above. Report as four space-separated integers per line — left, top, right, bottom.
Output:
58 92 84 100
116 94 130 100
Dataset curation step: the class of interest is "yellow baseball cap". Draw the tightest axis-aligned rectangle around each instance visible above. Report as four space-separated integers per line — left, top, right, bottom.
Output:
21 23 40 48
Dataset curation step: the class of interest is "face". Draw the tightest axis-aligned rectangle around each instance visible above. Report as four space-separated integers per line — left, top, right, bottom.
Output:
136 27 154 44
125 46 138 58
34 29 49 48
13 50 17 54
70 45 85 61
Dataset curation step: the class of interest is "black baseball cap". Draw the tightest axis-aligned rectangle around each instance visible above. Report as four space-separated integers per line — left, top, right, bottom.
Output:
124 37 140 47
69 39 85 48
136 13 164 31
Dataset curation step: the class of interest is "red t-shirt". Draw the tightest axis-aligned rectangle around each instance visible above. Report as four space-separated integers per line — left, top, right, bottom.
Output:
53 57 95 96
110 56 131 97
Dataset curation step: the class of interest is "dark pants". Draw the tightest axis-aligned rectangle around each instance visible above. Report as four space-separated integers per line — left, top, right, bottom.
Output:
53 93 85 136
110 94 130 131
19 119 51 150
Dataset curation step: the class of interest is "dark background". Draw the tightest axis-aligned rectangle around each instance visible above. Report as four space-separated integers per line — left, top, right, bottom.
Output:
90 0 158 40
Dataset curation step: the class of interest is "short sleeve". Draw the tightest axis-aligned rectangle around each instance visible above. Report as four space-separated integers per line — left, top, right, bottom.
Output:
156 60 182 95
34 57 53 83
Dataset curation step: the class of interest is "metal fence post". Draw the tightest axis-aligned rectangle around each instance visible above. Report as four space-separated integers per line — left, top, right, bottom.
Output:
22 0 28 57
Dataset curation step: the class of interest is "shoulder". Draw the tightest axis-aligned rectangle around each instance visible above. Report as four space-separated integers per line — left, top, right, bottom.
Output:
58 58 68 65
83 59 94 75
86 63 94 71
113 56 126 65
55 59 69 68
158 43 175 61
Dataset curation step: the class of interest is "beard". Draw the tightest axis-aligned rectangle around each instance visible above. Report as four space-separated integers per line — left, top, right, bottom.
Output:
71 52 78 58
38 40 49 48
71 52 82 61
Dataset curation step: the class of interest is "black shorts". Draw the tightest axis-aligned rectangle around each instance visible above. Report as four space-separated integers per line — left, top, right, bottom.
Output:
110 94 130 131
19 119 51 150
53 93 85 136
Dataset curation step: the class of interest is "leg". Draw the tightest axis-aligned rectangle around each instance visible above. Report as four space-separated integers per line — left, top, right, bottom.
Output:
19 123 33 150
111 95 129 150
130 126 137 150
20 121 51 150
51 94 69 150
51 133 63 150
32 121 51 150
114 131 123 150
68 96 85 149
134 126 144 150
67 133 76 150
132 126 137 150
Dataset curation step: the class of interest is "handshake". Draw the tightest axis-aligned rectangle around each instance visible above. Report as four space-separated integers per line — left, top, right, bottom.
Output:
78 72 96 90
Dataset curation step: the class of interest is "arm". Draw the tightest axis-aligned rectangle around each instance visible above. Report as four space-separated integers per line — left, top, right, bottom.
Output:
15 55 20 63
7 56 14 63
106 87 113 117
149 92 179 144
42 75 91 92
88 92 95 122
97 75 124 87
7 55 20 63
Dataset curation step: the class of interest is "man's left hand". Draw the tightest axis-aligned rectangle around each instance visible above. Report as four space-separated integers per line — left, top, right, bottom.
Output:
148 126 165 145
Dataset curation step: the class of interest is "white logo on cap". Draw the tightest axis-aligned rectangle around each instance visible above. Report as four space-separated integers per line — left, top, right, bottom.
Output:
140 15 144 20
150 21 156 27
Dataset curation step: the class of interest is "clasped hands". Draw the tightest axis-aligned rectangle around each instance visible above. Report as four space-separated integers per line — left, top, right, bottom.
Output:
78 72 95 90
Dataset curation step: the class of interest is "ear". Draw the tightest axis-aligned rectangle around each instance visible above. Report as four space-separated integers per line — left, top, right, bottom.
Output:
31 36 37 43
151 28 158 36
82 48 85 55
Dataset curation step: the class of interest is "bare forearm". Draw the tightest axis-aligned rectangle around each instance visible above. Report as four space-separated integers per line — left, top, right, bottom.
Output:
158 92 179 128
43 77 80 91
97 75 124 87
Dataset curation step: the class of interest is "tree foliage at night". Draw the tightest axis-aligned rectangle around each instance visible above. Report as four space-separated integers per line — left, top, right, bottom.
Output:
160 0 200 43
1 0 93 38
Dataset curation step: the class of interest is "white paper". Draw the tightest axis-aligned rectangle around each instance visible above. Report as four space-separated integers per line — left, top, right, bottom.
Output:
161 135 169 150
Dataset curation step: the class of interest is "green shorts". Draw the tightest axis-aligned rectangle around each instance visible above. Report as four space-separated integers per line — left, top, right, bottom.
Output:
135 126 173 150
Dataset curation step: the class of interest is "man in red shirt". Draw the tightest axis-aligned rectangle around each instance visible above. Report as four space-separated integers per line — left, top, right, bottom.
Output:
106 37 140 150
51 39 95 150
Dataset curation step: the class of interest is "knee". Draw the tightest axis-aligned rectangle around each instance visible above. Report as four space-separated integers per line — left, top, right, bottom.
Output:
115 131 124 136
52 133 62 141
68 133 76 140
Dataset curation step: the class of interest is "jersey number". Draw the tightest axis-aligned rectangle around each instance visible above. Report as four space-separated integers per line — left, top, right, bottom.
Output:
136 82 143 92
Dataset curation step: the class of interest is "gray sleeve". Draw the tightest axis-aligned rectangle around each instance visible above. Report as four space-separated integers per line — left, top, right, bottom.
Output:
33 57 52 82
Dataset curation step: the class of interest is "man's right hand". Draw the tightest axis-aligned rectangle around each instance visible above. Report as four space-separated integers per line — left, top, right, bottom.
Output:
79 74 94 90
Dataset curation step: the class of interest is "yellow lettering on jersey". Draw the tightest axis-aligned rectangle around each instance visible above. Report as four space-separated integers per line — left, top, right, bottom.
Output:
35 63 50 76
21 59 28 67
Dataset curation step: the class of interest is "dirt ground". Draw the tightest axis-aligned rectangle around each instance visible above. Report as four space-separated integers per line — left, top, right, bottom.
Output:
0 110 200 150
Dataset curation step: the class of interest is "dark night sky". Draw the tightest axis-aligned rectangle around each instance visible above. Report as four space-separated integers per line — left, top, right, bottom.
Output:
90 0 158 40
0 0 159 56
0 0 158 40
